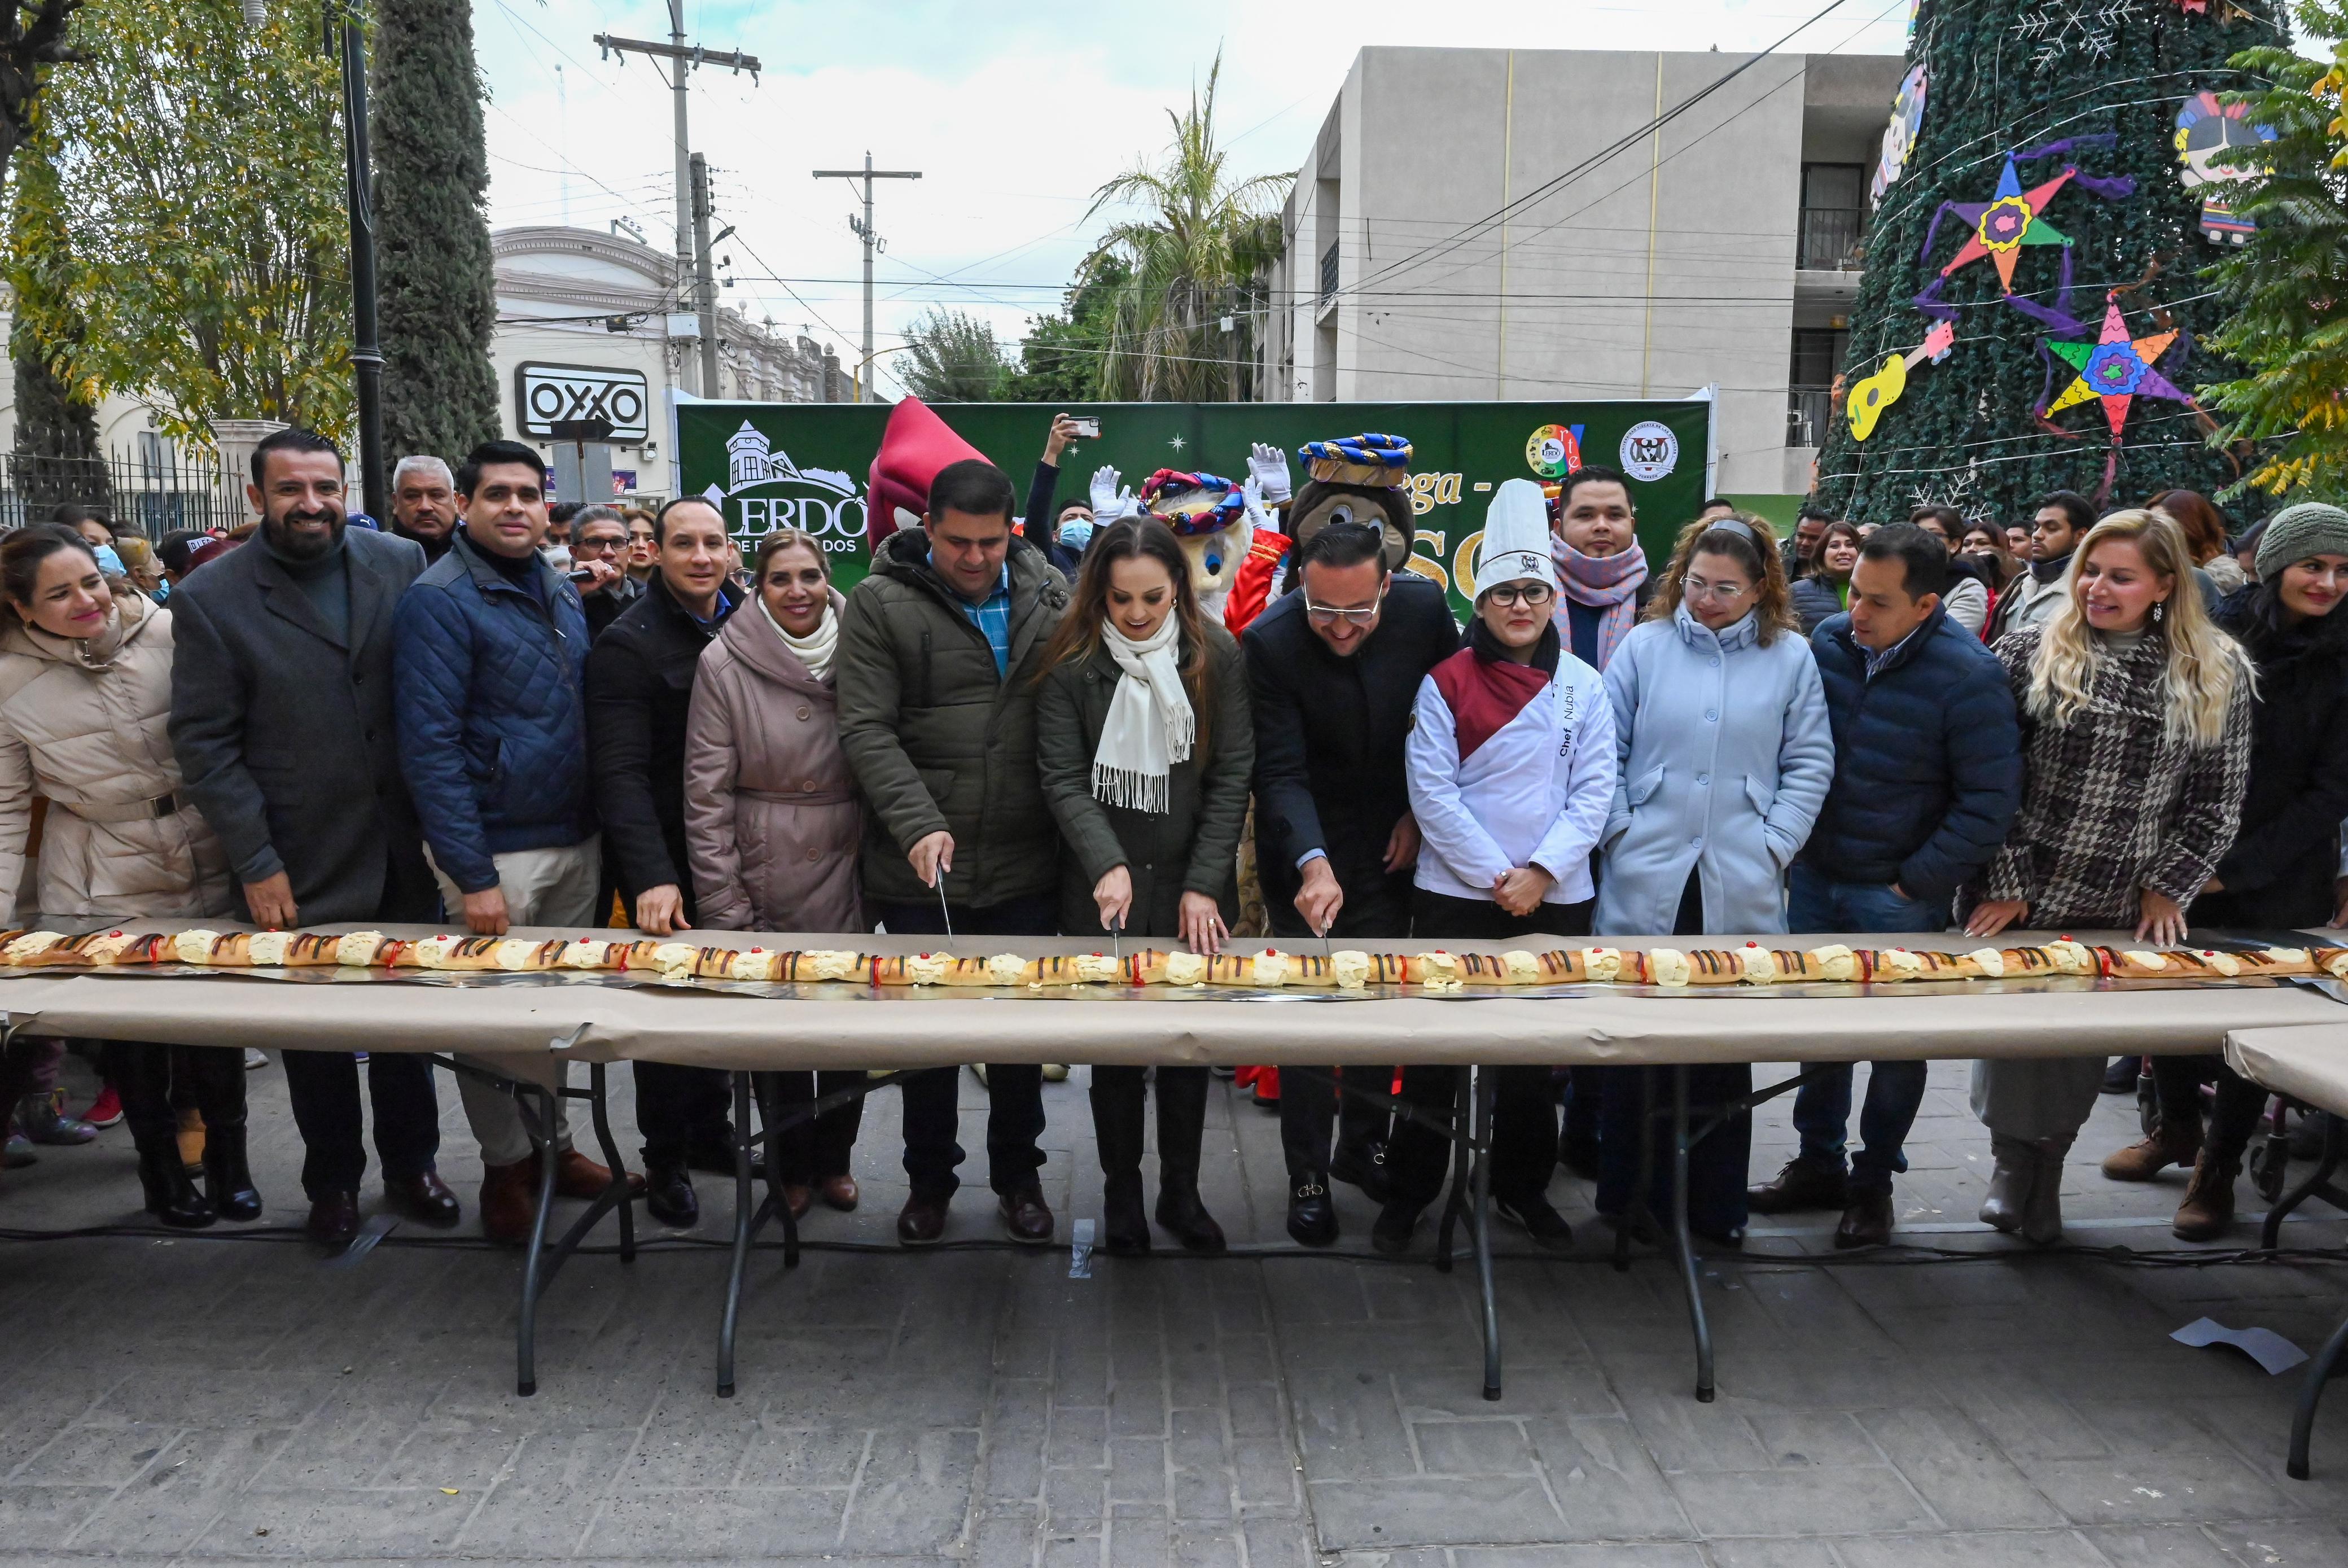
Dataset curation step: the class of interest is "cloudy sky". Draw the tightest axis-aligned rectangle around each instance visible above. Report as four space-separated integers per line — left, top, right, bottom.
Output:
479 1 1920 396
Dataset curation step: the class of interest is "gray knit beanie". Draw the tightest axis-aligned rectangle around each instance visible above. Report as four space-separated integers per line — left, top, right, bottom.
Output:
2254 501 2348 581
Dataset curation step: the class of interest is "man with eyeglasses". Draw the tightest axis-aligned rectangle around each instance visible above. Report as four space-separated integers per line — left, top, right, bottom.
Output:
1243 520 1461 1245
570 505 639 638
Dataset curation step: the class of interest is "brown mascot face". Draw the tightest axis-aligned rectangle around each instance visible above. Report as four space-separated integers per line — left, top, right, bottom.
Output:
1286 479 1416 571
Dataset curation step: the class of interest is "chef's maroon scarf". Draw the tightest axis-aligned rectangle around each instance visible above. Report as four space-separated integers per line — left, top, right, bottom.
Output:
1430 620 1560 761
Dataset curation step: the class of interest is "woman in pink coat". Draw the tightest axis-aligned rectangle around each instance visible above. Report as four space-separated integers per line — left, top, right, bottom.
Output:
684 530 865 1215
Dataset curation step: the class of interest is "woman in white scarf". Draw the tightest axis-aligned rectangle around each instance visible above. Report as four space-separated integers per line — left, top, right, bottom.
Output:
1035 518 1256 1258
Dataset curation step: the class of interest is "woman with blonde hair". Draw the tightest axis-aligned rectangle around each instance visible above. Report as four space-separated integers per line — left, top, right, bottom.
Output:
1962 507 2253 1243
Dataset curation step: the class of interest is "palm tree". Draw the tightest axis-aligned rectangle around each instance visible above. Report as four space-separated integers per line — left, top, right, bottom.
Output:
1083 52 1292 402
898 308 1007 402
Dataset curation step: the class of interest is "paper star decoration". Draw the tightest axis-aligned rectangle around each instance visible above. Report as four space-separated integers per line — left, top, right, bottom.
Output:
2040 293 2194 436
1912 136 2134 334
1938 155 2076 292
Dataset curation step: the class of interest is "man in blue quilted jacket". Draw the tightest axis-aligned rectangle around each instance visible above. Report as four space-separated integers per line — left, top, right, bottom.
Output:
1749 523 2021 1249
393 439 637 1241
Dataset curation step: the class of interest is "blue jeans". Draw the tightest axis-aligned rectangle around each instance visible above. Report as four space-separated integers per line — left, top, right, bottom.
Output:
1785 864 1948 1195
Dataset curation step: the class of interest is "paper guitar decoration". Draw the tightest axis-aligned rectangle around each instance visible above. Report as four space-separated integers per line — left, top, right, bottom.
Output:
1845 321 1957 442
1913 135 2135 335
2036 292 2202 502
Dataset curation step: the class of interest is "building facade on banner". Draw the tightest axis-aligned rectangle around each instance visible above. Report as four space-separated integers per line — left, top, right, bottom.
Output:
1260 47 1904 513
491 225 849 503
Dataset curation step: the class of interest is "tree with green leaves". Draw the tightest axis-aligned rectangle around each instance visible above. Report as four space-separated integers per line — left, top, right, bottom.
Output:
372 0 502 463
1814 0 2286 524
899 307 1007 403
2202 0 2348 502
1001 254 1128 404
0 1 82 199
5 104 105 509
1083 53 1289 402
15 0 353 445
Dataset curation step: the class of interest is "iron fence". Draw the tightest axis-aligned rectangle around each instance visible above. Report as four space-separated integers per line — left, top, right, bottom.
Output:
1797 207 1863 271
1786 387 1834 448
2 447 241 539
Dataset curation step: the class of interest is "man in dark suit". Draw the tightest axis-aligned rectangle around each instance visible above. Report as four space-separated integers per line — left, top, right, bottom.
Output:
1242 520 1459 1246
584 496 740 1226
169 427 454 1246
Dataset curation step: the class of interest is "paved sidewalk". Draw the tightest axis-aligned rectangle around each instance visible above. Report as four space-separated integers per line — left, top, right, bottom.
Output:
3 1048 2346 1566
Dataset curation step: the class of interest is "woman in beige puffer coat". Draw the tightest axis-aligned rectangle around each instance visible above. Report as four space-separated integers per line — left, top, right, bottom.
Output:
683 531 866 1214
0 525 249 1229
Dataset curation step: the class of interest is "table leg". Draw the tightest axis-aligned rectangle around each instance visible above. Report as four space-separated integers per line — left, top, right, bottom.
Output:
515 1080 561 1398
1471 1065 1501 1402
2288 1306 2348 1480
1668 1066 1715 1403
765 1073 800 1271
2263 1112 2346 1251
587 1062 636 1264
1434 1068 1474 1276
718 1070 757 1399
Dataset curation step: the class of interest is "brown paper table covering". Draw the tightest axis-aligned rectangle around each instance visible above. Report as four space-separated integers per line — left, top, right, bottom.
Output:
2226 1025 2348 1120
1 923 2340 1071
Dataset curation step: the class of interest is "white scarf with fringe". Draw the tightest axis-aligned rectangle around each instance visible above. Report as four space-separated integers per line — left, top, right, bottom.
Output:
1093 614 1193 813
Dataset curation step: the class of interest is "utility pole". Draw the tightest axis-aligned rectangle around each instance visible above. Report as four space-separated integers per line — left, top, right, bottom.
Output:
595 7 759 394
689 153 722 396
813 154 921 402
330 1 384 520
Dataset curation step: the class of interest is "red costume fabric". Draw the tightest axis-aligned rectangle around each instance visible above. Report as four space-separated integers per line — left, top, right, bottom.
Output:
1222 529 1290 635
865 396 987 550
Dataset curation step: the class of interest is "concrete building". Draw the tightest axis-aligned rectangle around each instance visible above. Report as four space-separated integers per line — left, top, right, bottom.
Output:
1260 47 1905 504
491 224 847 502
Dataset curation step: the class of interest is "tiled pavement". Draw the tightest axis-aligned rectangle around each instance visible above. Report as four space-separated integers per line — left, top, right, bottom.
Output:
3 1048 2347 1566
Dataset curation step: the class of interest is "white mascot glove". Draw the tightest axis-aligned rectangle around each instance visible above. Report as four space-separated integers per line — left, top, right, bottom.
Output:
1247 443 1293 506
1088 465 1124 519
1242 474 1277 536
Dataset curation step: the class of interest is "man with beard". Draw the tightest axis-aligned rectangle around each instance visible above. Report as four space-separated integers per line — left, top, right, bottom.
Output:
389 455 460 563
169 428 457 1246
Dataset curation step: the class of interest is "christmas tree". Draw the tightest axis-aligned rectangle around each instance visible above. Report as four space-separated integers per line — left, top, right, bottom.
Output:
373 0 504 465
1814 0 2288 525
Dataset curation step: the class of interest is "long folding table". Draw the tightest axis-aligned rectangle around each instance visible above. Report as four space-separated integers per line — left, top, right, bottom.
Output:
5 923 2342 1406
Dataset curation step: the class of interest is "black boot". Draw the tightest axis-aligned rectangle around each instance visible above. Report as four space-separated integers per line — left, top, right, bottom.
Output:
1102 1171 1151 1255
201 1122 263 1221
1151 1068 1224 1253
136 1136 214 1229
1091 1068 1151 1255
644 1159 698 1227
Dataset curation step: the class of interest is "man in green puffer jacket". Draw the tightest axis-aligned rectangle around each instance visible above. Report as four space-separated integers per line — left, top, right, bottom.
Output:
835 458 1071 1247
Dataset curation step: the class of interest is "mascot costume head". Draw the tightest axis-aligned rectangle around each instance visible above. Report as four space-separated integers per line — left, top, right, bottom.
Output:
865 395 989 549
1286 432 1416 572
1137 469 1251 618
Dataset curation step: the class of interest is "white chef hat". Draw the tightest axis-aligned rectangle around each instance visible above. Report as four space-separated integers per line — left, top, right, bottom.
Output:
1473 478 1558 598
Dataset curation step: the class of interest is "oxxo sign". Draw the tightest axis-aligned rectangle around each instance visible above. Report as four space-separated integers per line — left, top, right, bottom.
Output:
515 363 651 444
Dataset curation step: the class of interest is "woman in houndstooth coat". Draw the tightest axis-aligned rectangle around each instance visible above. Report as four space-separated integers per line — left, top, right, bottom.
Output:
1959 510 2253 1245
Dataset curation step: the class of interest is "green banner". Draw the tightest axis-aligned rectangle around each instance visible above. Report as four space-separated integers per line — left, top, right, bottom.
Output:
676 398 1713 620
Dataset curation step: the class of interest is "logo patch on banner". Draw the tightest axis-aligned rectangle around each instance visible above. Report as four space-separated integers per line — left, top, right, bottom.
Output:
1524 423 1585 478
1618 421 1680 483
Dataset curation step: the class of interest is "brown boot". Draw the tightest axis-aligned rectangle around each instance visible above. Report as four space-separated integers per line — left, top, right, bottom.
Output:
479 1159 537 1244
2172 1147 2240 1242
2099 1120 2200 1182
541 1148 646 1201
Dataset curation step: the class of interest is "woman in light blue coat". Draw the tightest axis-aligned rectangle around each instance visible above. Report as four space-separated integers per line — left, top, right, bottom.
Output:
1592 514 1833 1243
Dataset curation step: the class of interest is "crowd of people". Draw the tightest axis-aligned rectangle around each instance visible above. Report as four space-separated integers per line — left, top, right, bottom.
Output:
1 419 2344 1267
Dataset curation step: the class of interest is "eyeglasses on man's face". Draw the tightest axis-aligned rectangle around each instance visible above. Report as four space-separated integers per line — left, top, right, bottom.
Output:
1305 593 1385 627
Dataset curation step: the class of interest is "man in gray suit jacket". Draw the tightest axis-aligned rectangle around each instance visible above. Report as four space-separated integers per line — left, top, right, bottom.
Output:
169 428 455 1246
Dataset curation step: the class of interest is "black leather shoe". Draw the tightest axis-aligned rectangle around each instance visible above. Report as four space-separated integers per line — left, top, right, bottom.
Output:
1331 1136 1392 1201
684 1130 738 1177
1834 1187 1894 1250
1155 1181 1227 1254
897 1190 949 1246
645 1161 698 1228
305 1190 361 1247
383 1171 461 1228
138 1142 215 1229
1286 1176 1336 1247
998 1184 1055 1245
1493 1193 1574 1252
1370 1201 1421 1255
200 1123 263 1222
1102 1174 1150 1256
2102 1055 2143 1094
1746 1155 1848 1215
